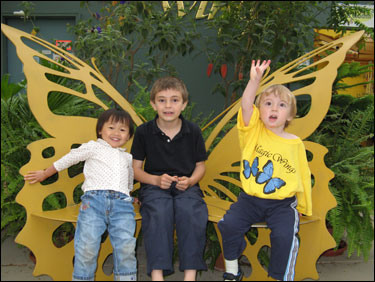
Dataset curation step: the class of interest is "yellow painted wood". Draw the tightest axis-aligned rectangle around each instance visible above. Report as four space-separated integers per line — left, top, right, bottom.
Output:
1 23 364 280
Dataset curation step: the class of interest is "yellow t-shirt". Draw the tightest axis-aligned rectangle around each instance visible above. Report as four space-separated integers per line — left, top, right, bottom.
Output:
237 106 312 216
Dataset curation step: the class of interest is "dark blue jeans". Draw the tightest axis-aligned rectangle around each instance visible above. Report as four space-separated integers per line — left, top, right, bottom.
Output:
139 184 208 276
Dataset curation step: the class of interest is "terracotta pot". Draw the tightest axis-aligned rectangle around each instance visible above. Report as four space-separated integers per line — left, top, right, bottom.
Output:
322 240 347 257
29 251 36 264
214 253 225 272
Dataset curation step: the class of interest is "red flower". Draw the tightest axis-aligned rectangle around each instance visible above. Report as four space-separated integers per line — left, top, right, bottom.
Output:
207 63 213 77
220 64 227 79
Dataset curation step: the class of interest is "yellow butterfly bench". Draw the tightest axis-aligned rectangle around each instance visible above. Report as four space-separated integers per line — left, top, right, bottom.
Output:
26 136 335 281
2 22 364 281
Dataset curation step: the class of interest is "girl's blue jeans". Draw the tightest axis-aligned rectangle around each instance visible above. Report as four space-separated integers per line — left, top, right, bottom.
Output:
72 190 137 281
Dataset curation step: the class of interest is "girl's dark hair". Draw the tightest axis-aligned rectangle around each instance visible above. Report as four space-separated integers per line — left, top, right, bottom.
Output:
96 108 134 139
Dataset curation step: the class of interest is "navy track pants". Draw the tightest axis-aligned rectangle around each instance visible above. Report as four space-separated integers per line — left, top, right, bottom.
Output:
218 192 300 281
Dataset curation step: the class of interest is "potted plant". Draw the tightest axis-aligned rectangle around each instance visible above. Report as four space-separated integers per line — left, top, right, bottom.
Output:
308 93 374 260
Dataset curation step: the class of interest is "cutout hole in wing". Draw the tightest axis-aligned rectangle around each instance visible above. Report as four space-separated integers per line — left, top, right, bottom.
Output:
45 73 87 94
40 173 58 186
73 183 84 204
101 230 109 243
214 177 242 198
294 61 329 78
261 75 274 86
68 162 84 178
42 146 55 158
92 84 114 106
28 35 83 68
317 42 344 59
257 245 271 272
102 254 114 276
207 185 234 201
311 174 315 190
285 60 329 77
42 192 67 211
32 56 70 74
220 171 240 180
239 255 252 277
288 78 316 92
231 161 240 167
90 72 103 83
296 94 312 119
52 222 75 248
206 116 237 155
246 227 258 246
21 36 80 70
306 150 313 162
47 91 102 117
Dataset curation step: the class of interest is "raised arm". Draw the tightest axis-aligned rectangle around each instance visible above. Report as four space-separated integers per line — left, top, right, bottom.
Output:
241 60 271 126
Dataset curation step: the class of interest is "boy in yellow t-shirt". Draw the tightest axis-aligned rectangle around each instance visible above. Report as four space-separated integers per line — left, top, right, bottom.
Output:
218 60 312 281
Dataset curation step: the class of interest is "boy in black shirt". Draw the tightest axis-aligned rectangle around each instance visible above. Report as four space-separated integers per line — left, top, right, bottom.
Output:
131 77 208 281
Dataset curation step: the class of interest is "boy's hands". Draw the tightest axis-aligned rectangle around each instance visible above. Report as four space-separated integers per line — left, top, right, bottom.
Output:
158 174 191 190
176 176 191 191
250 59 271 83
159 174 178 189
24 170 48 184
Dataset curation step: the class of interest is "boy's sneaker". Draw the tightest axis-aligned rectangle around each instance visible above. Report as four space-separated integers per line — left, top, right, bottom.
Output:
223 269 243 281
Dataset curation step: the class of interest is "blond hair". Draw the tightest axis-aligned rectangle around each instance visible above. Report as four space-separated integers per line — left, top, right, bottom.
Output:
150 77 189 103
255 84 297 128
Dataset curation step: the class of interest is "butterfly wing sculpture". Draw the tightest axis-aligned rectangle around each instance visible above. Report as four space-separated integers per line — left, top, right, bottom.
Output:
1 23 364 281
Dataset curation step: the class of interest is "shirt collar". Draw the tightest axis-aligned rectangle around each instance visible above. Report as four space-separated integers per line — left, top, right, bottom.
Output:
97 138 126 152
151 114 191 136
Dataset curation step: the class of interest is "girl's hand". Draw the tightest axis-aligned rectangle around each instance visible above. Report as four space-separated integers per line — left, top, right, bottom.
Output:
250 59 271 82
24 170 47 184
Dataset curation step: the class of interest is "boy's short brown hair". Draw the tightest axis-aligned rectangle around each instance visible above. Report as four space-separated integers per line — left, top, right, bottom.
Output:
255 84 297 128
150 77 189 103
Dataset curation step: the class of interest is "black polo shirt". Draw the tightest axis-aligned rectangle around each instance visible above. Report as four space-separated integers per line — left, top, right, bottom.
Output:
131 115 207 185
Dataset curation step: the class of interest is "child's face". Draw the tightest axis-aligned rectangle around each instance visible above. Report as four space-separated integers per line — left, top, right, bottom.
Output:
151 89 187 122
99 119 130 148
259 93 293 131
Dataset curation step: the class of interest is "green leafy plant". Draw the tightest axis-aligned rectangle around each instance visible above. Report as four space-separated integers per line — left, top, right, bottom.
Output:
68 1 200 101
1 58 99 241
308 94 374 260
202 1 373 108
333 61 374 95
1 75 44 241
202 1 325 107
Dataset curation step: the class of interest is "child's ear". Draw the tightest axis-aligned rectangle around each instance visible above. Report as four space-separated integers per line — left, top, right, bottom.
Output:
150 100 157 111
182 100 188 111
287 112 294 122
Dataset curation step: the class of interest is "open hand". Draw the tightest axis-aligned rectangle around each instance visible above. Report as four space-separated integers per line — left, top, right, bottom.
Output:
24 170 47 184
250 59 271 82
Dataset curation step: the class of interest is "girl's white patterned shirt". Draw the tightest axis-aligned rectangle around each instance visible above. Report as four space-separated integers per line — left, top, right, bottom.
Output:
53 138 133 196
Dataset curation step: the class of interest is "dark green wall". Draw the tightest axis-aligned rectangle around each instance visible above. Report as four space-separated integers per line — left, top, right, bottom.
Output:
1 1 226 118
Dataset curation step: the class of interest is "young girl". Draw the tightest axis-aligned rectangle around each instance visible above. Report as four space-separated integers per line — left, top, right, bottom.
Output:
218 60 312 281
24 108 137 281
